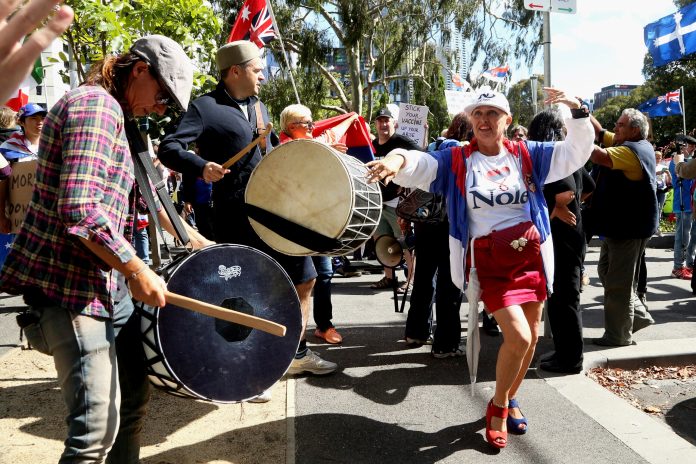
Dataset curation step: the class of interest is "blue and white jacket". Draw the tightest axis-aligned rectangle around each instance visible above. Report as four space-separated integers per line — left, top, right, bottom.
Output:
391 116 594 292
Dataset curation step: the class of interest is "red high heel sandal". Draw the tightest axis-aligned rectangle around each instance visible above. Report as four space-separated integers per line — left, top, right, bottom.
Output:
486 399 508 449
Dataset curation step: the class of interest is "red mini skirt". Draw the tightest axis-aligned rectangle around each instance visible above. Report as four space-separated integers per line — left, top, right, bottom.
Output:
466 221 547 313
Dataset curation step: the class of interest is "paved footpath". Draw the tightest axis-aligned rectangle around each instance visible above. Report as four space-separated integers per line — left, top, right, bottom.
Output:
1 239 695 463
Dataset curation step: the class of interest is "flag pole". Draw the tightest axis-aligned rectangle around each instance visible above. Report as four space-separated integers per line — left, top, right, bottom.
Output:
681 85 687 135
266 1 301 104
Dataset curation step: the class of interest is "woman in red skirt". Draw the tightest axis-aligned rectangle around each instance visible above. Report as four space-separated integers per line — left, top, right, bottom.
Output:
366 88 594 449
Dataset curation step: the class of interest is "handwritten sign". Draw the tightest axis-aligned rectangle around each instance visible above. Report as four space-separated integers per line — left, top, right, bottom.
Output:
444 90 475 116
396 103 429 148
7 160 37 234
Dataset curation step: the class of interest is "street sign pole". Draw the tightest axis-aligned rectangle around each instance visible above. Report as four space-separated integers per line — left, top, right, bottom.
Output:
543 11 551 89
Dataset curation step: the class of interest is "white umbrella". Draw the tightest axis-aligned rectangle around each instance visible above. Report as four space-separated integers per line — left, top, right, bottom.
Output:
465 243 482 397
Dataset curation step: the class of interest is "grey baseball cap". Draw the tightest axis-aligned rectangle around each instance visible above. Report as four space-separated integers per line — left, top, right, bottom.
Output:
130 35 194 110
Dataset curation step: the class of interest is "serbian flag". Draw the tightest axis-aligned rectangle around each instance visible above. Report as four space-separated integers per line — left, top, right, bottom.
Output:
314 113 374 163
481 64 510 83
227 0 277 48
279 112 376 163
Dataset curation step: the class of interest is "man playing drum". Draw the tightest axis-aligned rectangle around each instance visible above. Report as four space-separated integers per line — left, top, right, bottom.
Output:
159 41 337 391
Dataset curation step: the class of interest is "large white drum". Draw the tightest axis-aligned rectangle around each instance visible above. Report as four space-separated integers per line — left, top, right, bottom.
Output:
245 139 382 256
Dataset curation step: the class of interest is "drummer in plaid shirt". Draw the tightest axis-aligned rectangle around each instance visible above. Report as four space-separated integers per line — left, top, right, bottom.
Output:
0 36 210 463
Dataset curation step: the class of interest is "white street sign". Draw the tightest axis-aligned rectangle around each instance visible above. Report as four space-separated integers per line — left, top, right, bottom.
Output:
551 0 576 15
524 0 550 12
524 0 576 14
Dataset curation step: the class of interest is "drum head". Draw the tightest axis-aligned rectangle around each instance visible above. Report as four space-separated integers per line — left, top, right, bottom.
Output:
154 244 301 402
246 139 356 255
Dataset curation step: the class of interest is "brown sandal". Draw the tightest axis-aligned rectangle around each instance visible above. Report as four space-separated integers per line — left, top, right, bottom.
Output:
370 276 394 289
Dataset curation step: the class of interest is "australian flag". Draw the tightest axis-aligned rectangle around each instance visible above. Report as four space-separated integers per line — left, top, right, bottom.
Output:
227 0 276 48
637 89 682 117
645 2 696 67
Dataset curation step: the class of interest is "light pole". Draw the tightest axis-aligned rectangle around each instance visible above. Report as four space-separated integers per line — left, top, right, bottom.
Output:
530 75 538 115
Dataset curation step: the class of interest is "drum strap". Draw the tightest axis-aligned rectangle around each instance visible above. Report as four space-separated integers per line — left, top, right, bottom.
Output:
125 120 191 248
244 203 342 253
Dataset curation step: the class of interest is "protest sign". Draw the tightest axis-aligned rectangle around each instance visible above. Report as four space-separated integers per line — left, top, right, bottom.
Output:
7 160 37 234
396 103 428 148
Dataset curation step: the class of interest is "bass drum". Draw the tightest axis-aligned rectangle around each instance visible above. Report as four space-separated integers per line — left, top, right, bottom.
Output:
139 244 302 403
245 139 382 256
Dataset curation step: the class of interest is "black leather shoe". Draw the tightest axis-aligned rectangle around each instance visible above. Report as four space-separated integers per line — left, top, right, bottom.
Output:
538 351 556 363
539 360 582 374
482 314 500 336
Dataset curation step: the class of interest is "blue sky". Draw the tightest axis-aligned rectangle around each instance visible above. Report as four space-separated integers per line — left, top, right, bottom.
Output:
490 0 681 100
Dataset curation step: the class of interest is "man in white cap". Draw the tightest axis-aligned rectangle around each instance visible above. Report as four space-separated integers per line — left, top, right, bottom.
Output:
159 41 337 389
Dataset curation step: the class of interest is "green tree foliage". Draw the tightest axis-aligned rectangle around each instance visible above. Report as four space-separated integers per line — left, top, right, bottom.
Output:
506 75 543 128
64 0 221 88
258 0 542 119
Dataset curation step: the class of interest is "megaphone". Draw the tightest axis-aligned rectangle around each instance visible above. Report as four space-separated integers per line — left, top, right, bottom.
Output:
375 234 405 268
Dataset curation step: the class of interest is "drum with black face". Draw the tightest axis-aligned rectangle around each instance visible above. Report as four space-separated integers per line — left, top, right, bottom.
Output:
245 139 382 256
138 243 302 403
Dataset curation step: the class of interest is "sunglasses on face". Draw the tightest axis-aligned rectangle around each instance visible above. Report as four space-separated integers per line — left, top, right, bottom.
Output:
294 120 314 129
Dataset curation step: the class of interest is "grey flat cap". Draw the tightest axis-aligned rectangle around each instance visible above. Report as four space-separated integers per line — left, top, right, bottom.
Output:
216 40 261 71
130 35 194 110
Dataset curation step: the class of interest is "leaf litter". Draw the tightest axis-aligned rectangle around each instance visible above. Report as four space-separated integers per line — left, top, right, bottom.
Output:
587 365 696 415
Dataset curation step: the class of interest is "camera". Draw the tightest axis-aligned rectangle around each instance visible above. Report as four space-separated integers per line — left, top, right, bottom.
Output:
15 309 42 329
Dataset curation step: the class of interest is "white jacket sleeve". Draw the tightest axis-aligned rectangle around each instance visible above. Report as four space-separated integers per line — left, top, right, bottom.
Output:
391 149 439 190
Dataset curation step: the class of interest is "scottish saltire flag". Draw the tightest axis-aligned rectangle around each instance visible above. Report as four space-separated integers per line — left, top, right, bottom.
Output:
481 65 509 83
227 0 276 48
645 2 696 67
637 89 682 117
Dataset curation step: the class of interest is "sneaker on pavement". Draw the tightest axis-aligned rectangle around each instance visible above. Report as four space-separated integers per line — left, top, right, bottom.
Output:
246 389 272 403
287 349 337 375
314 327 343 344
671 267 692 280
432 342 466 359
405 335 433 347
335 267 362 277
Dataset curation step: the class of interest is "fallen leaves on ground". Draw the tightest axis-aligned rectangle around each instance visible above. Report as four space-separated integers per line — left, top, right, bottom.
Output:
587 365 696 414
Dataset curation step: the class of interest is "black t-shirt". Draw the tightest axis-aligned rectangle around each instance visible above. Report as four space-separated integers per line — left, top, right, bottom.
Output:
373 134 421 201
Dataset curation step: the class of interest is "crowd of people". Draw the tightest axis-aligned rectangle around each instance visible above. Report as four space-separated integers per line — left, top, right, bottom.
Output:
0 0 694 458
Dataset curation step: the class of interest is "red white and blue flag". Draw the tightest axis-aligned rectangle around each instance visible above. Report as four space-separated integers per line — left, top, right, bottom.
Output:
637 88 682 117
227 0 277 48
481 65 510 83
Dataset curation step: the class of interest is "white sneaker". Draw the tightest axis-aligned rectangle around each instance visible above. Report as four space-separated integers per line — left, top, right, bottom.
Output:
432 342 466 359
246 389 272 403
287 349 337 375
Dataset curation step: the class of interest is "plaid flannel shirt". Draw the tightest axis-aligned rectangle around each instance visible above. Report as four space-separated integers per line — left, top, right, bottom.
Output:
0 86 136 317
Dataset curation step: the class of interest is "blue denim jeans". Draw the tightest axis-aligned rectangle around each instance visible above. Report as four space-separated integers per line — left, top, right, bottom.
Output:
132 227 150 264
35 296 149 463
311 256 335 331
673 212 696 269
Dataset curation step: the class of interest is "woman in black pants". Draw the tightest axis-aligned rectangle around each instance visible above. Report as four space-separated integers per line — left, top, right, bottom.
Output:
404 113 470 356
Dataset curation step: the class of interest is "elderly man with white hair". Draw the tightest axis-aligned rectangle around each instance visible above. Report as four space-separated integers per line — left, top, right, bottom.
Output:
588 108 658 347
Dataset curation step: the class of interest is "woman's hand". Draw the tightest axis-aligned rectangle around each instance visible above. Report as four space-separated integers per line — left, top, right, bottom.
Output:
550 205 577 227
128 268 167 307
366 153 405 184
0 0 74 102
331 142 348 153
543 87 580 110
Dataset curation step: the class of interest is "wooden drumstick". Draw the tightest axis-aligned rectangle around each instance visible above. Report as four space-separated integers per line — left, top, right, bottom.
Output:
165 291 286 337
222 122 274 169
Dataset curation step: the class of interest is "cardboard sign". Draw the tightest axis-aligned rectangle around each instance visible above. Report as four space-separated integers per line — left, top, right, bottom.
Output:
444 90 475 116
7 160 37 234
396 103 429 148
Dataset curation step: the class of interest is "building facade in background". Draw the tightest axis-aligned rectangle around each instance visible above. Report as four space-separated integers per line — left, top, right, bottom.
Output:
593 84 638 110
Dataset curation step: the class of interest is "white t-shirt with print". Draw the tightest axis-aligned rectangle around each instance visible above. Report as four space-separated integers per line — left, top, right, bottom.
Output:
466 150 531 238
